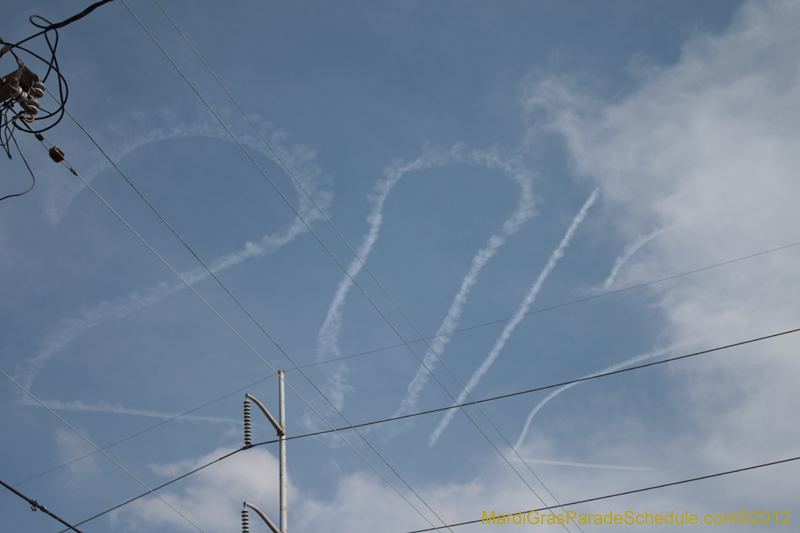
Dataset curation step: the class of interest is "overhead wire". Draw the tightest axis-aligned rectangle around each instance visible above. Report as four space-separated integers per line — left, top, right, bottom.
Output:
31 132 453 533
0 1 113 198
2 1 793 528
0 136 35 202
49 323 800 530
138 2 578 527
0 367 206 533
400 454 800 533
52 79 454 530
6 158 798 492
0 478 85 533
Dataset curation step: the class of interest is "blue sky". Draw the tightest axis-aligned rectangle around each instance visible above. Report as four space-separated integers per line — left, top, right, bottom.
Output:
3 1 800 532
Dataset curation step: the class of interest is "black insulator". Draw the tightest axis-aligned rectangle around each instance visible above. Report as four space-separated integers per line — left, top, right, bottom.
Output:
48 146 65 163
243 399 252 446
242 508 250 533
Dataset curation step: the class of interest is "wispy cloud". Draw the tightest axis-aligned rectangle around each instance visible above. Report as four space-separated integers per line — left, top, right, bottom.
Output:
603 226 668 289
429 189 598 446
393 149 537 418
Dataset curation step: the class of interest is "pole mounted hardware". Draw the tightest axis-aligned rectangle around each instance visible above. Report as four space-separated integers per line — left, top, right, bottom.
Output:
242 370 287 533
0 61 44 123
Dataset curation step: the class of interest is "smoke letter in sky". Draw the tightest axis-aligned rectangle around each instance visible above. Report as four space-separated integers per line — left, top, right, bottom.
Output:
603 226 668 289
514 341 696 449
394 150 536 417
315 145 466 409
15 217 310 390
429 189 598 446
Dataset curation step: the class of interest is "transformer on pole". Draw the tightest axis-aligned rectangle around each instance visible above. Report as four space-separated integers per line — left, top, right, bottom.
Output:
242 370 287 533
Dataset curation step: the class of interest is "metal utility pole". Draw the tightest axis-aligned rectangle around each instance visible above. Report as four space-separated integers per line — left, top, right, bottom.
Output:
242 370 286 533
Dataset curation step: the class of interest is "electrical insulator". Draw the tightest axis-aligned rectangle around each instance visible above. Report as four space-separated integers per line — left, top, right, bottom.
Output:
241 507 250 533
12 86 27 104
48 146 65 163
243 398 252 446
30 80 45 99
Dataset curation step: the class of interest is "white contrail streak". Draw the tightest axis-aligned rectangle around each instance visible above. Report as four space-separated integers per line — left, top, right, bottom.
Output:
16 216 311 390
513 340 697 449
19 119 329 390
314 145 468 409
511 457 653 471
429 189 599 446
603 226 668 289
23 398 238 424
393 150 536 418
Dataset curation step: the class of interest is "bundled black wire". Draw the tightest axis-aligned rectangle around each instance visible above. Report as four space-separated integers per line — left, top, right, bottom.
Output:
0 0 115 202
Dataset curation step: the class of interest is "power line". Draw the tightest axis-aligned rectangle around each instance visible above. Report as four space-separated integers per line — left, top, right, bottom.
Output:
134 2 800 523
401 454 800 533
54 324 800 530
0 478 85 533
34 131 453 533
139 4 578 527
4 372 277 490
8 237 799 495
0 367 206 533
252 324 800 446
107 1 561 528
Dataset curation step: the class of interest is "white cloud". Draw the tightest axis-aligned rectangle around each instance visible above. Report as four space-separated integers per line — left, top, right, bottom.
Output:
113 447 282 532
55 427 100 480
523 0 800 498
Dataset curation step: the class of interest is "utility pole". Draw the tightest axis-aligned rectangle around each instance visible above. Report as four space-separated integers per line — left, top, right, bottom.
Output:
242 370 286 533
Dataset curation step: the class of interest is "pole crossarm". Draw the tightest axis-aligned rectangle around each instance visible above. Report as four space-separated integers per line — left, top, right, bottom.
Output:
246 393 284 436
243 501 281 533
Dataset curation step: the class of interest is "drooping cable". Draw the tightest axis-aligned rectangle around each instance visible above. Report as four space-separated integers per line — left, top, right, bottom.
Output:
8 237 799 494
32 133 452 533
55 95 454 528
49 323 800 530
400 454 800 533
131 3 575 527
0 367 206 533
0 478 85 533
0 135 35 202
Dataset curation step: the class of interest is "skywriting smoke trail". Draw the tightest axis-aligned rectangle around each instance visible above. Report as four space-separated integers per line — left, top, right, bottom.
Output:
429 189 599 446
18 119 328 392
15 218 310 391
315 145 465 410
513 340 697 449
393 150 536 418
603 226 668 289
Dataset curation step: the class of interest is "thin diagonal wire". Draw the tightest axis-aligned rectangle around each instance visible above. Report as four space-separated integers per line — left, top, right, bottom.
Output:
40 138 450 533
401 455 800 533
4 373 276 491
144 3 574 528
0 367 205 533
13 320 798 500
54 321 800 530
55 447 246 533
0 478 85 532
53 93 450 528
